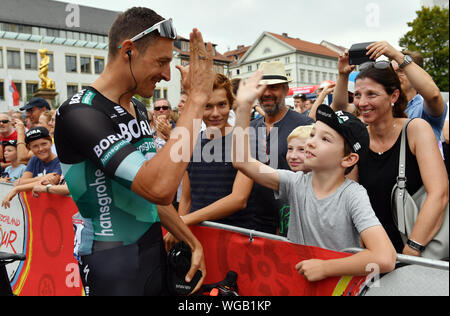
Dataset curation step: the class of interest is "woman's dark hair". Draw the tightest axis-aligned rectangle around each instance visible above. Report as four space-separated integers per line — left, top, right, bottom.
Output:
108 7 164 59
356 66 408 118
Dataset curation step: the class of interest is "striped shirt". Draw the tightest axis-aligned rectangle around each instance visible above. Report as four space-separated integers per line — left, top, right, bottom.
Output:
187 132 257 230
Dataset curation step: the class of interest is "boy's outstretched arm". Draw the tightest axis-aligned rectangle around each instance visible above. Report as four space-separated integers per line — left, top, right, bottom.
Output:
232 71 280 192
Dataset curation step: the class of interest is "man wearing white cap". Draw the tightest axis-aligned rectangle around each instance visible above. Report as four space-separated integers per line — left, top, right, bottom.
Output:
250 62 314 235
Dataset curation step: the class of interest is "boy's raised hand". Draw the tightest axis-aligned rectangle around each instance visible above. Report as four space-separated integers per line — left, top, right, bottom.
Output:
236 71 266 111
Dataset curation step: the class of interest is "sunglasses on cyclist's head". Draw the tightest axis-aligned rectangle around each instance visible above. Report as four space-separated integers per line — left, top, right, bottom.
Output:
154 106 170 112
118 18 177 49
0 120 10 124
359 61 394 72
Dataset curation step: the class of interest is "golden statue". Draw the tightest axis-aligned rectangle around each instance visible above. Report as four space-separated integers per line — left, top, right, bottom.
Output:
38 48 55 90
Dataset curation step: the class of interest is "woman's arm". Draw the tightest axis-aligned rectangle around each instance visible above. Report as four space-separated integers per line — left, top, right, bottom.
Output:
404 119 449 255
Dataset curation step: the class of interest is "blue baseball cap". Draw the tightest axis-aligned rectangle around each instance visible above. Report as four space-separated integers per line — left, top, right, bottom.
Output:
20 98 51 111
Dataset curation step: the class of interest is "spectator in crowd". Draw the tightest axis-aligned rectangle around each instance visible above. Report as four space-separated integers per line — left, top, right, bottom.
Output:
0 140 26 183
152 98 176 149
293 94 307 114
20 98 51 129
340 57 448 256
232 71 396 282
165 73 257 250
177 91 188 116
286 125 314 173
304 99 315 115
0 113 18 170
366 42 448 141
250 61 314 234
38 111 52 133
2 127 62 208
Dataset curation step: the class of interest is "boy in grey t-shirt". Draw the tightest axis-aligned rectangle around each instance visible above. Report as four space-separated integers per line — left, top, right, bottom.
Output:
276 171 380 251
232 72 397 282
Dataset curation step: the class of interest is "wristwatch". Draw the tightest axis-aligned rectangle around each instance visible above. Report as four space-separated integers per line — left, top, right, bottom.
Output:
46 184 53 193
407 239 426 253
399 54 413 69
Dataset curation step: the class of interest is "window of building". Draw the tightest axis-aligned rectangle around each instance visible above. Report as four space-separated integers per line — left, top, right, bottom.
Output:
7 50 21 69
315 71 320 84
307 57 311 65
248 65 252 72
66 55 77 73
80 56 91 74
236 69 240 75
300 69 305 83
163 88 168 100
26 82 39 102
299 56 304 64
18 25 32 34
285 57 290 64
181 41 190 52
322 72 328 82
0 81 4 102
67 84 79 98
308 70 313 84
94 57 105 74
47 52 54 72
46 28 59 37
0 48 3 68
25 51 37 70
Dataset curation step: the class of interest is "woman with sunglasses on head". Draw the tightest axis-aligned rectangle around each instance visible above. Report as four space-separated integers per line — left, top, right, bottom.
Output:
332 51 448 258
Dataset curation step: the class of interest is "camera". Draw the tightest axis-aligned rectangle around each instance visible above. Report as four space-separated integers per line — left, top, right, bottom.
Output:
348 42 375 65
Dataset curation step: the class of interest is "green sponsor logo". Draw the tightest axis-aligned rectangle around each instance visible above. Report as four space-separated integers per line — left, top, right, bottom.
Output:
82 91 96 106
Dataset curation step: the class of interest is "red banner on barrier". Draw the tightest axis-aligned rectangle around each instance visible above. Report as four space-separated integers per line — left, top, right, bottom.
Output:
1 183 367 296
6 191 83 296
189 225 367 296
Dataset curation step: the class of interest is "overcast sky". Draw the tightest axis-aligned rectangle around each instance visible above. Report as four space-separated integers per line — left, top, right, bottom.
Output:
56 0 423 53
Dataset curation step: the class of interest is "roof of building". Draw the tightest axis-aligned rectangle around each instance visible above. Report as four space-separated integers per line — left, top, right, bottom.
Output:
224 45 252 65
0 0 119 35
269 32 340 58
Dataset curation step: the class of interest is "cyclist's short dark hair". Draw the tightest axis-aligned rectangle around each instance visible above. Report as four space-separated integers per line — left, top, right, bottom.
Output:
108 7 164 60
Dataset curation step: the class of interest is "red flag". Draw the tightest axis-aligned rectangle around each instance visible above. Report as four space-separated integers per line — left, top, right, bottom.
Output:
9 80 20 107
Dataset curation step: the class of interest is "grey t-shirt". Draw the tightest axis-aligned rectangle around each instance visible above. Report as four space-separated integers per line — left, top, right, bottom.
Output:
275 170 381 252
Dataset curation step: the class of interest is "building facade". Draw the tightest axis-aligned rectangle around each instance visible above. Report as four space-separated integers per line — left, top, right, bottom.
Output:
229 32 340 89
0 0 117 111
0 0 230 112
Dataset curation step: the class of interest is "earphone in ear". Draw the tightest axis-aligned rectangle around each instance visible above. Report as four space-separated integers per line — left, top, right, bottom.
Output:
127 50 132 59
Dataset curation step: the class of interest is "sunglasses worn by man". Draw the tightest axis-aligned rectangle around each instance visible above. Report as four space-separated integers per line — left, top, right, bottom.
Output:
155 106 170 112
118 18 177 49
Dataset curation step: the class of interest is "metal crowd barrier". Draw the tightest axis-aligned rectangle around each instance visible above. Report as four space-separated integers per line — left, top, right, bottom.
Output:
200 221 449 272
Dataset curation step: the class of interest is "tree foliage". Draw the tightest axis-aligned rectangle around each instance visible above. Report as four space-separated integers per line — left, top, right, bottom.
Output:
399 6 449 91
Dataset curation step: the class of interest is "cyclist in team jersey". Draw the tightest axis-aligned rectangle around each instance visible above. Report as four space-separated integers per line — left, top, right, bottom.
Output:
54 7 214 296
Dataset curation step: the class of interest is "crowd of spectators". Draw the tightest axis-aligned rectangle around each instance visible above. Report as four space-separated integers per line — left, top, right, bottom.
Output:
1 38 448 286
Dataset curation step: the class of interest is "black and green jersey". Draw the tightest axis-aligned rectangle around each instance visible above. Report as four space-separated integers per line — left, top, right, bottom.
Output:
55 87 159 247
